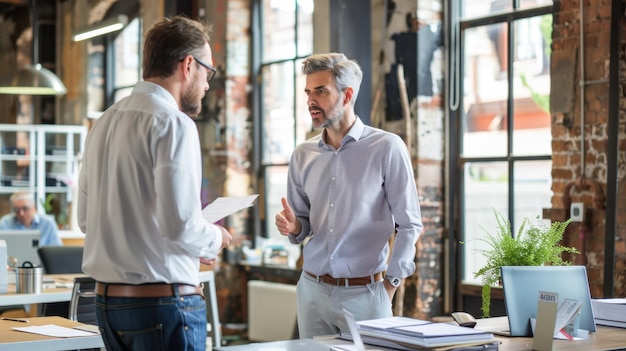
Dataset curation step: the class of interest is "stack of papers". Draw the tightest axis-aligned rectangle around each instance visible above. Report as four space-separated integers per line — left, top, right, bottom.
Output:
343 316 496 349
591 298 626 328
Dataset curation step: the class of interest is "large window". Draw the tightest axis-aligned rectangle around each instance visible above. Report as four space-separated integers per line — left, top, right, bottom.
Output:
254 0 313 257
86 17 142 117
110 17 142 104
450 0 554 285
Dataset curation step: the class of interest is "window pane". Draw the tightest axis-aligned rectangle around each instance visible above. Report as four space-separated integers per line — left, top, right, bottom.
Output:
262 0 296 62
114 18 141 88
462 0 552 18
263 165 301 266
462 161 508 283
512 16 551 155
462 24 509 157
513 160 552 227
261 62 295 164
294 59 312 144
296 0 314 56
264 165 288 237
463 0 511 18
518 0 553 10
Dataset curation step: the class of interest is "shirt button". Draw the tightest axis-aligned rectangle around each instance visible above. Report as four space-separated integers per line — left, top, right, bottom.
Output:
180 297 185 302
329 228 333 232
330 203 334 207
184 326 189 330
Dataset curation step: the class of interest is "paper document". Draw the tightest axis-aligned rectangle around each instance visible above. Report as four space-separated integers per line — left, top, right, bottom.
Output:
13 324 97 337
202 195 258 223
554 298 582 336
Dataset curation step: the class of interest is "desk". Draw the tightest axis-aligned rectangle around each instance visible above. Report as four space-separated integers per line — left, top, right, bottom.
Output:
0 274 79 307
490 326 626 351
216 326 626 350
0 316 104 351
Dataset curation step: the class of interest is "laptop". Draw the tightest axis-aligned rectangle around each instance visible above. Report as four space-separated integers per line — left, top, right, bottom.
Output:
0 230 41 267
476 266 596 337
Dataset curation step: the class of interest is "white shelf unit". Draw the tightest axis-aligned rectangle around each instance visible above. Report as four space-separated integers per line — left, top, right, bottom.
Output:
0 124 87 215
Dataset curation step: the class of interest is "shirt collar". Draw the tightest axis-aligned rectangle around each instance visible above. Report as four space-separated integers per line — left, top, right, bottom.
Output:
132 81 179 110
13 213 41 227
317 116 365 148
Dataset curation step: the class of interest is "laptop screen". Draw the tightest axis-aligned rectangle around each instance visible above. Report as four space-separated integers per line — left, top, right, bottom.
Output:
0 230 41 267
501 265 596 336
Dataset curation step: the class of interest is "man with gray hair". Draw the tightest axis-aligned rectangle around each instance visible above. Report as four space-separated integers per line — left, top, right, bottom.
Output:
275 53 423 337
0 190 61 246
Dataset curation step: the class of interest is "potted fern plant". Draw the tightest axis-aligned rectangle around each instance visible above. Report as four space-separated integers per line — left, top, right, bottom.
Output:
473 210 579 318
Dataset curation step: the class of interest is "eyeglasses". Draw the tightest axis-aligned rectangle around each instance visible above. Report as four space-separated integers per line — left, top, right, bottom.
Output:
193 56 217 83
12 206 30 214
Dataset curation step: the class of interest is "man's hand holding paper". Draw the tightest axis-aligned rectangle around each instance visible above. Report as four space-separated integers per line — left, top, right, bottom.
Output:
199 195 259 264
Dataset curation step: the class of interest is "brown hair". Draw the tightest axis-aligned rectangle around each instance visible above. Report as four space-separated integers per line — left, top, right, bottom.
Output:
142 16 212 79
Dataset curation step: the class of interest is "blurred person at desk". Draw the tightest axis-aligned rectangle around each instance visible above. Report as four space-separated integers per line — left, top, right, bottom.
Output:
275 53 423 338
78 15 232 351
0 190 61 247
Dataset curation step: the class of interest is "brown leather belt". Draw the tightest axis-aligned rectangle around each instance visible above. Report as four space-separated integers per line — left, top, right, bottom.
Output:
305 271 383 287
95 282 203 298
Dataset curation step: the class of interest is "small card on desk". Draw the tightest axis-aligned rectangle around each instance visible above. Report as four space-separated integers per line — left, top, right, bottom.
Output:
532 291 558 351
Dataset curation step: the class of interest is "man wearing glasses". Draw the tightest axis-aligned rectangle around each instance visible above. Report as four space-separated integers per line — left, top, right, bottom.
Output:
0 190 61 246
78 16 230 351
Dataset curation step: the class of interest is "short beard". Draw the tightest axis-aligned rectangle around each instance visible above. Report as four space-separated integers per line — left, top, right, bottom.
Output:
181 83 203 118
314 96 344 129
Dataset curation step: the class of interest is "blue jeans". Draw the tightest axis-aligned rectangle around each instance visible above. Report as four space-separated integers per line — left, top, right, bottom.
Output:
95 285 207 351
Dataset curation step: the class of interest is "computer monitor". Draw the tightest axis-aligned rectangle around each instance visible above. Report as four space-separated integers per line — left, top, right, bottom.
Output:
500 265 596 336
0 230 41 267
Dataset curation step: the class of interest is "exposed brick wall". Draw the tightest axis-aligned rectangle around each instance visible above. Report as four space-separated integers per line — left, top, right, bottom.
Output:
551 0 626 297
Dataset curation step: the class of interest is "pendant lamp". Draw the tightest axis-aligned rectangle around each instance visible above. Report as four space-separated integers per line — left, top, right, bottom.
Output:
0 0 67 96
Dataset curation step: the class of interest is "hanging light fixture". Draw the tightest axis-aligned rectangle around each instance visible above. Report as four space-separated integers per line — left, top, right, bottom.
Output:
0 0 67 96
0 64 67 95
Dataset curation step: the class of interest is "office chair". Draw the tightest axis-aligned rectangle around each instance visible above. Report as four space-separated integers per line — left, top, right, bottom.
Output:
37 246 84 318
37 246 84 274
69 276 97 325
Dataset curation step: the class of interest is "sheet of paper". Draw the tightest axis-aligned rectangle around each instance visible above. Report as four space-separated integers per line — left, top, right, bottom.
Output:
201 195 258 223
356 316 429 330
13 324 97 338
554 298 582 335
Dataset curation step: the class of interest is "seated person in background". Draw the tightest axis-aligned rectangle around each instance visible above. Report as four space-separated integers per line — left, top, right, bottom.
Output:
0 191 62 246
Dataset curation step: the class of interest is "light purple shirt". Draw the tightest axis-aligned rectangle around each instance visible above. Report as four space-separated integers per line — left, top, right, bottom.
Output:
286 117 423 279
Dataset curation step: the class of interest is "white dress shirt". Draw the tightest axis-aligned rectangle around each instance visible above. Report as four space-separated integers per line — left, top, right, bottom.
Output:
78 81 222 286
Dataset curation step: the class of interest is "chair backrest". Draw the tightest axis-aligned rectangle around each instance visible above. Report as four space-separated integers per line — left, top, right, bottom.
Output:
69 276 97 325
37 246 85 318
37 246 84 274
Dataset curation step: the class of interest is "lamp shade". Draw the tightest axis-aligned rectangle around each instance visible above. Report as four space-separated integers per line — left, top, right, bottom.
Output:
0 63 67 96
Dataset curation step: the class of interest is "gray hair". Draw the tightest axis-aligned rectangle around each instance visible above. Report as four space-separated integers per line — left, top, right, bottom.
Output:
301 53 363 106
10 191 34 205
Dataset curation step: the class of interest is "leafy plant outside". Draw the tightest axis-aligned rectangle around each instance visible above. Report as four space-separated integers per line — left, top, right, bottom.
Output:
472 209 579 318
